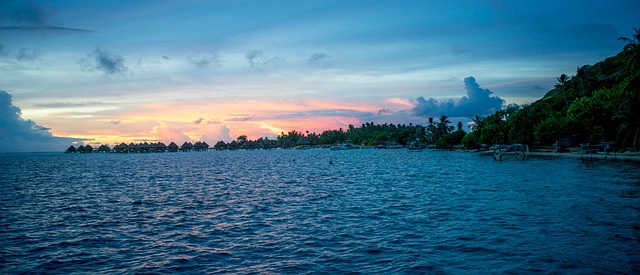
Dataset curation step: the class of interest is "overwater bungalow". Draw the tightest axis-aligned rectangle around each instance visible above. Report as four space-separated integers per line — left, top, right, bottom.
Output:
154 142 167 152
181 142 193 151
65 145 77 154
97 144 111 153
193 141 209 151
167 142 179 152
214 141 226 150
228 140 238 150
82 144 94 153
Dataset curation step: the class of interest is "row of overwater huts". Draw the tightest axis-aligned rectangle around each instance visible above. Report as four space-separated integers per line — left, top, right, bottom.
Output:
65 138 311 154
65 141 210 154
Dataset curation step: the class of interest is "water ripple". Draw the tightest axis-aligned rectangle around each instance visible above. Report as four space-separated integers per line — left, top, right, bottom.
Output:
1 150 639 273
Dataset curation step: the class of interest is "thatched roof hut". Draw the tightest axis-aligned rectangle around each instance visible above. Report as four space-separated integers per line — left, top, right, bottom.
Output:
82 144 94 153
181 142 193 151
97 144 111 153
167 142 179 152
65 145 77 153
193 141 208 151
155 142 167 152
214 141 226 150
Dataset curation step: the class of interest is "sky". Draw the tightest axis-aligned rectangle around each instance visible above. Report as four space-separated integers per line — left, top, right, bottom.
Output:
1 0 638 152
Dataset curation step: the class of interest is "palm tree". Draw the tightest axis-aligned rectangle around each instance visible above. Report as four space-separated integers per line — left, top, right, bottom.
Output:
469 115 484 132
436 115 453 139
556 73 570 108
618 27 640 73
426 117 437 142
616 28 640 151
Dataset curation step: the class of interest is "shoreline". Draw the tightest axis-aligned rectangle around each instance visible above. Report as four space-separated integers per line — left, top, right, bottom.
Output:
475 148 640 163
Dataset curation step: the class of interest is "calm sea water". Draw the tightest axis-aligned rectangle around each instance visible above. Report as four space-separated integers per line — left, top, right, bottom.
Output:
1 149 639 274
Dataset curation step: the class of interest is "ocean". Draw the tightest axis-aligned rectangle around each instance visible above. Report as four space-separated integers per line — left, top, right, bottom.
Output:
1 149 639 274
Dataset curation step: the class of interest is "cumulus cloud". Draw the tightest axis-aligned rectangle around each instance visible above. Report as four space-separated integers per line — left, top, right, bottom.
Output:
0 0 92 33
83 48 128 75
0 90 84 152
308 52 331 68
411 76 505 117
149 121 233 143
199 124 232 143
150 122 191 143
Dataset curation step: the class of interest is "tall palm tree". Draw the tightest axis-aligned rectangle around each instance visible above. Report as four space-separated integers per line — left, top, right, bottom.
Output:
556 73 570 108
618 27 640 73
469 115 484 132
426 117 437 142
616 28 640 151
437 115 453 139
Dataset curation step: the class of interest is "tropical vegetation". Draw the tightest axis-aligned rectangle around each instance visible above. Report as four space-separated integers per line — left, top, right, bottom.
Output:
247 29 640 152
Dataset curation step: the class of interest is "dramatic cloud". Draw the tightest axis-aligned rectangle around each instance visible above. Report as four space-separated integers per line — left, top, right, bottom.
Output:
308 52 331 68
83 48 128 75
149 122 191 143
0 90 83 152
412 76 505 117
0 0 92 33
149 121 232 144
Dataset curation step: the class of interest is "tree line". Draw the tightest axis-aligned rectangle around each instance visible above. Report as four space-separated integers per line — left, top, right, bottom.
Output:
462 28 640 151
230 29 640 151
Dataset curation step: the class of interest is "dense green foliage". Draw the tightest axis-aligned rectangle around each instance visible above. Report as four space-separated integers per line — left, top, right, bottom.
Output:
234 29 640 151
467 28 640 151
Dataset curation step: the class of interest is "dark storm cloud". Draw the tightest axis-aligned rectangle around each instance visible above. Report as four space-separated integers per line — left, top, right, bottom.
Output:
412 76 505 117
0 0 92 33
83 48 128 75
0 90 83 152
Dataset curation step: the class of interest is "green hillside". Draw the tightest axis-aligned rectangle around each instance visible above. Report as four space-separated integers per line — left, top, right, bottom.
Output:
466 28 640 151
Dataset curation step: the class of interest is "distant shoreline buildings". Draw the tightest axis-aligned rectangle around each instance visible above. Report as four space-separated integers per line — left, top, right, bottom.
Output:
65 141 210 154
64 138 310 153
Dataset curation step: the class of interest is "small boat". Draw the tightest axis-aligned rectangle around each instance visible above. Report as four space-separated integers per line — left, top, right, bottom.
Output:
407 141 423 152
330 143 354 150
